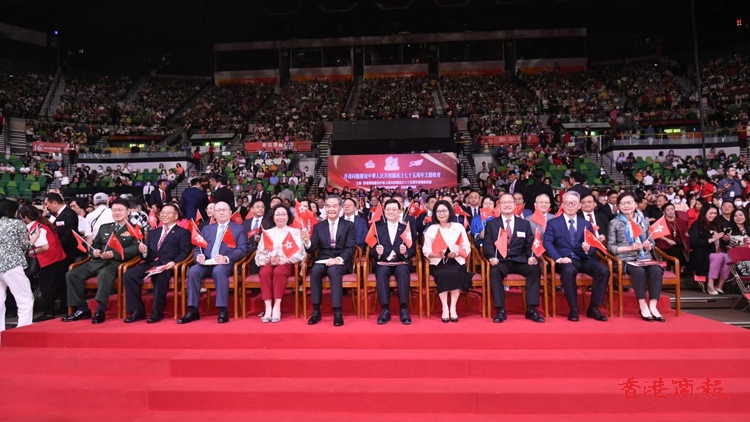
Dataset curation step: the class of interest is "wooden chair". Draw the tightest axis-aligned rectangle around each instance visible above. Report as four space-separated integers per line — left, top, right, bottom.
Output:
601 247 681 317
480 246 549 319
240 251 301 319
543 252 614 317
301 246 363 318
361 246 422 319
122 255 194 319
423 247 487 318
181 254 253 319
68 256 142 318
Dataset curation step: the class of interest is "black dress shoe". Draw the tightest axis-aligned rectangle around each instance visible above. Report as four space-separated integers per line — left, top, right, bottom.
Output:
123 311 146 323
377 309 391 325
586 307 608 322
333 311 344 327
555 286 563 293
493 309 507 323
61 309 91 322
653 315 666 322
441 317 450 323
92 311 106 324
217 310 229 324
525 308 546 323
567 309 579 322
399 309 412 325
308 311 321 325
33 313 56 323
177 310 200 324
147 313 163 324
639 309 654 322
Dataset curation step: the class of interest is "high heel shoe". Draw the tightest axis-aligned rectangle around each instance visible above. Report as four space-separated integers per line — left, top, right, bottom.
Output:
450 312 459 323
716 288 724 295
441 311 450 323
639 309 654 322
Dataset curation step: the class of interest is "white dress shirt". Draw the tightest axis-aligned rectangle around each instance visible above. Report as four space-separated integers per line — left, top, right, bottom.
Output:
584 212 599 236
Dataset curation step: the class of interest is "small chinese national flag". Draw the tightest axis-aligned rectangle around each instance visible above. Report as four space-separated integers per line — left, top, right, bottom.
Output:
432 229 448 255
365 222 378 248
282 232 299 258
455 233 468 258
532 227 545 257
222 226 236 248
649 216 668 240
530 209 547 231
126 221 144 241
106 233 124 260
369 203 383 225
492 204 501 218
628 216 643 240
148 209 158 229
585 228 607 253
480 207 492 221
514 204 525 217
191 224 207 248
195 212 203 224
495 229 508 258
400 221 413 248
555 206 564 217
261 227 274 251
72 230 88 253
230 209 243 225
453 202 469 217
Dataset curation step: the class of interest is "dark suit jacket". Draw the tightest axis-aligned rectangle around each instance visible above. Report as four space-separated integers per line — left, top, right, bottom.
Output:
180 187 209 221
369 220 416 271
92 222 140 262
196 221 248 264
578 210 610 239
542 215 598 262
505 179 526 195
55 206 85 261
242 215 272 252
212 186 236 211
597 203 617 221
149 189 170 208
462 205 482 227
343 215 368 252
568 184 591 199
306 218 356 273
415 212 431 236
249 190 270 208
143 225 192 265
483 216 533 264
523 181 557 212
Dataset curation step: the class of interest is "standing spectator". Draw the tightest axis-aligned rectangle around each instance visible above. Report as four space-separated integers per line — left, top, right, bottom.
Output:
0 200 33 333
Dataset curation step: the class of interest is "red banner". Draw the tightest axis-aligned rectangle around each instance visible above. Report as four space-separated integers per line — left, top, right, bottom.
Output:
327 153 458 191
479 134 540 147
32 142 69 154
245 141 312 152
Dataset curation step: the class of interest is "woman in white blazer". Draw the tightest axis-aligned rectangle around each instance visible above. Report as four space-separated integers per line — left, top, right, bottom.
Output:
255 205 307 322
422 200 472 323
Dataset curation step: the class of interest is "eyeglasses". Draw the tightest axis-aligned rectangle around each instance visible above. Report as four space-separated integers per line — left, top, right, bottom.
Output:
563 201 579 206
160 212 177 216
435 209 449 214
499 201 515 205
619 200 635 205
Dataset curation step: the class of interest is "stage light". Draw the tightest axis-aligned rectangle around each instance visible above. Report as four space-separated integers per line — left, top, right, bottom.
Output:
54 30 58 35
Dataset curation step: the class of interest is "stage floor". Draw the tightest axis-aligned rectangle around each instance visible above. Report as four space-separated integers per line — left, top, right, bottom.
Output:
2 313 750 421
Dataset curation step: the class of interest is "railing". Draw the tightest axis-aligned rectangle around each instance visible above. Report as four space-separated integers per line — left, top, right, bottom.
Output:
600 134 738 151
40 68 62 118
2 116 9 155
79 151 192 160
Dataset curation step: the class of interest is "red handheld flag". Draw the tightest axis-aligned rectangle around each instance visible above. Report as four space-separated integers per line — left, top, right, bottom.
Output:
230 209 243 225
281 231 300 258
176 219 191 230
649 216 668 241
260 227 274 251
532 227 545 257
423 215 432 224
585 228 607 253
407 201 423 217
492 204 501 218
72 230 89 253
480 207 492 221
530 209 547 231
628 216 643 239
453 202 469 218
400 221 413 249
495 229 508 258
221 226 236 248
106 233 125 260
514 204 525 217
191 224 208 248
369 204 383 225
209 217 216 225
455 233 468 258
432 229 448 255
125 221 144 241
147 209 158 229
555 206 564 217
365 222 378 248
195 211 203 224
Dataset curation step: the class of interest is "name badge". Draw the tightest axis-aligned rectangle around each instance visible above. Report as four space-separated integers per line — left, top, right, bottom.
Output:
121 232 131 237
56 222 65 226
516 232 526 238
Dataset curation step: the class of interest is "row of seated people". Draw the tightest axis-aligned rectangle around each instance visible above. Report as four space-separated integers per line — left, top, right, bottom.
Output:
0 58 54 119
179 83 275 133
53 71 133 124
355 76 436 120
119 77 210 129
41 183 689 329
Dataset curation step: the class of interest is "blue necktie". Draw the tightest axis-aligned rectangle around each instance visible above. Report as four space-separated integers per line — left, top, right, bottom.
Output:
568 219 579 259
211 225 226 258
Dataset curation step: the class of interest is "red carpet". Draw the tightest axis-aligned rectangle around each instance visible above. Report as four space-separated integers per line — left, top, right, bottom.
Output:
2 300 749 421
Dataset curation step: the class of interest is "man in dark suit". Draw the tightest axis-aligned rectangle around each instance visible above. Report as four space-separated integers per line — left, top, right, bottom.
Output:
177 201 248 324
524 169 557 212
568 172 591 199
543 191 609 322
370 199 416 325
210 175 236 212
483 193 545 324
597 190 619 221
149 179 170 208
416 196 437 236
43 193 85 316
249 181 271 209
180 177 209 221
505 172 526 196
123 203 192 323
462 190 482 226
342 197 368 251
579 195 609 245
242 200 269 276
63 198 141 324
301 195 356 327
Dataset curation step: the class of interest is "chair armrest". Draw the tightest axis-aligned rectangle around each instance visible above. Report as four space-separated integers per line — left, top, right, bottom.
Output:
69 256 91 271
654 247 680 274
118 256 143 278
241 251 257 281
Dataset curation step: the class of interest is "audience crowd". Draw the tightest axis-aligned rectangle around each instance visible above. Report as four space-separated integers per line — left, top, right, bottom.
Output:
355 76 436 119
0 59 54 119
180 83 275 133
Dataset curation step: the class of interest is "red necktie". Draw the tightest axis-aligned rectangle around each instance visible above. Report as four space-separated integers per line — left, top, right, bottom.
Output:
157 227 169 251
161 191 165 202
587 213 597 235
506 219 512 240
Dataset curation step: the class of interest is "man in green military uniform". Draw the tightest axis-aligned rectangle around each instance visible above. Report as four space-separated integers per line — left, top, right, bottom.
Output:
63 198 140 324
